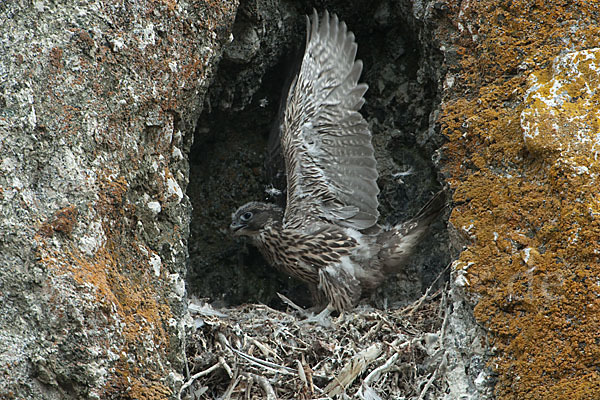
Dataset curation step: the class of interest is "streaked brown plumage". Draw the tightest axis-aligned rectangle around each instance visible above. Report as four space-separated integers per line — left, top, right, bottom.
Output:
230 10 445 316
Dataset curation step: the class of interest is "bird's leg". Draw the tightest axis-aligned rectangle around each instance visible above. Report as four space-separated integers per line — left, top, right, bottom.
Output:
276 291 335 328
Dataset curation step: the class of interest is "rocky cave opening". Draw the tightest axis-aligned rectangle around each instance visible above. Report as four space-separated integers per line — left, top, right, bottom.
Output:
186 0 451 311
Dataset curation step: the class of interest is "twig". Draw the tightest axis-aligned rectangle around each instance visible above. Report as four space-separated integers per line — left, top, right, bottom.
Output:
221 373 241 400
245 376 254 400
248 373 278 400
324 343 383 396
219 356 234 378
439 285 451 340
417 352 447 400
357 352 400 400
297 359 307 386
182 334 190 380
277 292 307 314
404 262 451 317
362 352 399 387
251 338 280 360
360 319 383 342
179 362 221 395
231 346 298 375
219 330 329 380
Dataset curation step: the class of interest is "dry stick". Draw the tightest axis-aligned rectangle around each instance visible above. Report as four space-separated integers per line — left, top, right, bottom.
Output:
183 334 191 380
297 360 307 386
218 332 301 377
324 343 383 396
248 373 278 400
439 285 451 340
277 292 306 314
251 338 280 359
179 362 221 395
245 377 254 400
360 319 384 342
404 262 451 317
221 373 242 400
417 353 447 400
356 352 400 400
230 346 299 376
414 285 451 400
362 352 400 388
219 355 234 378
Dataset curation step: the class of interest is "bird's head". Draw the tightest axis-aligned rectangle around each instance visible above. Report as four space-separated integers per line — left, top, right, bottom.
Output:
230 202 284 237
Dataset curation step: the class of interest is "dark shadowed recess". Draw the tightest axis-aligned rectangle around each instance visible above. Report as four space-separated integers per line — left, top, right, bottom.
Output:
187 0 450 310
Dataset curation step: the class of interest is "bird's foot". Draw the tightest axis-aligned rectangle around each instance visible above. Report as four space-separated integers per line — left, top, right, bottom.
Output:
300 307 334 328
277 293 337 327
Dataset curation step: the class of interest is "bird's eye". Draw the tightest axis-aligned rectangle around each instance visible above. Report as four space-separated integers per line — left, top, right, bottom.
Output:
241 212 253 221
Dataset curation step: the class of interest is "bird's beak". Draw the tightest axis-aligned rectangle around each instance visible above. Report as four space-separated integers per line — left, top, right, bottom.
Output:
229 222 245 235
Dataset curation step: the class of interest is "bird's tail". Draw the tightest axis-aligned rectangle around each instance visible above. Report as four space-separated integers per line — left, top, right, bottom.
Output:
377 189 447 275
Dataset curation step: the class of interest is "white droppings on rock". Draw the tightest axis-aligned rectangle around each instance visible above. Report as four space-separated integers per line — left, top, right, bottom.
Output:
172 146 183 161
169 273 186 299
521 48 600 175
28 105 37 128
111 36 125 52
166 175 183 203
147 201 161 215
137 22 155 50
12 177 24 190
150 253 162 277
522 247 532 264
79 221 105 257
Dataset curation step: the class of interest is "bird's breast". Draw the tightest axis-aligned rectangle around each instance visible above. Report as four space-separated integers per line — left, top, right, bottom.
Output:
254 225 360 285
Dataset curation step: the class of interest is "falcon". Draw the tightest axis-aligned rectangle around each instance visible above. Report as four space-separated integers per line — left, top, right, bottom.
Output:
230 10 445 318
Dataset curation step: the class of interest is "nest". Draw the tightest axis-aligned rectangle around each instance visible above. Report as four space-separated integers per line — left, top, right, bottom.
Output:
182 281 450 400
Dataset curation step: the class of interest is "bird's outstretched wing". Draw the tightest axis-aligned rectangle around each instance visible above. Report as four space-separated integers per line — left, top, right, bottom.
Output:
282 10 379 231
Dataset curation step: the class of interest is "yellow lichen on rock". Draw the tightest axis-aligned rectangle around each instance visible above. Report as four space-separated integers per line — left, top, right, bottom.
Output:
440 1 600 399
521 48 600 177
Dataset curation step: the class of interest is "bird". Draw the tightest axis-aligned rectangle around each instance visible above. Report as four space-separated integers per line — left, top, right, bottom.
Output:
230 10 445 320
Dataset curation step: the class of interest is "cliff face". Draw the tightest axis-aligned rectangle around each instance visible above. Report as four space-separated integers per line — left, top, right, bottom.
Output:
2 0 598 399
0 1 237 398
438 1 600 399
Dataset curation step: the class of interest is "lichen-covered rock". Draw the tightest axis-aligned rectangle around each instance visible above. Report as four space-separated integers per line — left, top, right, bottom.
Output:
521 48 600 170
0 1 237 398
438 1 600 399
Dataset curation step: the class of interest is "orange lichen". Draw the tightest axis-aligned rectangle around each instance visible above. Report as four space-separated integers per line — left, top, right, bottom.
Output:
34 173 175 398
49 46 63 70
39 205 79 237
440 1 600 399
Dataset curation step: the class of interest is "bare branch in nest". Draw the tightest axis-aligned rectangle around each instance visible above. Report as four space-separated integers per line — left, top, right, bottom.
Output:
221 373 241 400
358 352 400 398
403 263 451 317
324 343 383 396
248 373 277 400
179 362 221 396
277 292 307 314
418 353 448 400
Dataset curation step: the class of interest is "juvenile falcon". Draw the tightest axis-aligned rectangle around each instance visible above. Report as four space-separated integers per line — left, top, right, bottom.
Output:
230 10 445 317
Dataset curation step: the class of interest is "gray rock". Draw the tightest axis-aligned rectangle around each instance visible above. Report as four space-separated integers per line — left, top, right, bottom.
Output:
0 1 237 398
